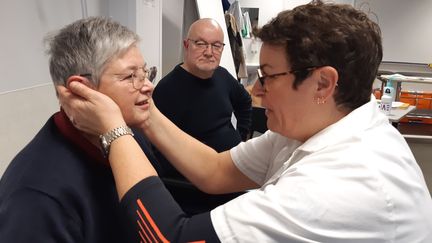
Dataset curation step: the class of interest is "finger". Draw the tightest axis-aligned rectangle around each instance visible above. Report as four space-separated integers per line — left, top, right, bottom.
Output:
56 85 68 95
68 81 97 100
56 85 70 105
55 85 73 117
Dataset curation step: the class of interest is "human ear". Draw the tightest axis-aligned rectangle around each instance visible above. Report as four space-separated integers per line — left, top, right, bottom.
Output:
183 39 189 49
66 75 95 90
314 66 338 102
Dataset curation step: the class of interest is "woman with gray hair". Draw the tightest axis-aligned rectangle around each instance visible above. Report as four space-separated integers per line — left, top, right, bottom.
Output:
0 16 158 242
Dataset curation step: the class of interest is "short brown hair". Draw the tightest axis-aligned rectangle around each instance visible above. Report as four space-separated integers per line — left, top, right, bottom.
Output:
255 0 382 110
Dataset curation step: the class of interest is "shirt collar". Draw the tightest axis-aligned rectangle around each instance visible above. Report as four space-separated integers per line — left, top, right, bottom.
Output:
53 110 109 166
297 96 388 153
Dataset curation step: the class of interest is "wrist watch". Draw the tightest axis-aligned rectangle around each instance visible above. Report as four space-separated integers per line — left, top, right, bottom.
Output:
99 125 134 157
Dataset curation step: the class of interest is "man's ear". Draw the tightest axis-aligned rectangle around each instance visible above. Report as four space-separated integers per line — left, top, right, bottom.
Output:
66 75 95 89
315 66 338 101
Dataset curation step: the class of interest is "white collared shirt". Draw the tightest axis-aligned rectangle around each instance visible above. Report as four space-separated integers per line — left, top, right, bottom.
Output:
211 99 432 242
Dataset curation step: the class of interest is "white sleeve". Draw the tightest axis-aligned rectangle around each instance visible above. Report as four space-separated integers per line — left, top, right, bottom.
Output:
230 131 300 185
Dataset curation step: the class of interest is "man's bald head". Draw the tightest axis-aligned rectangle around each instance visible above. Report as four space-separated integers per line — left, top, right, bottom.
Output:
187 18 224 41
182 18 225 79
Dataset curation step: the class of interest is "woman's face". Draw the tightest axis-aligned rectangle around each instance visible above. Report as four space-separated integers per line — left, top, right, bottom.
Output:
97 45 154 128
252 43 318 142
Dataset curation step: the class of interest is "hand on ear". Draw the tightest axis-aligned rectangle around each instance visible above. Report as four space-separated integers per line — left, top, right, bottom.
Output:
66 75 95 90
56 76 124 136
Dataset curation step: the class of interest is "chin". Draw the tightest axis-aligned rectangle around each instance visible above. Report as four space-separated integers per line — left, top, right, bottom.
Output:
124 115 146 128
266 120 282 135
197 64 217 71
267 125 278 134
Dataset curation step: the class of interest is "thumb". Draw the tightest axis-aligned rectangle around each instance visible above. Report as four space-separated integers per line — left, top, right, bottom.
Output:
68 81 96 100
69 81 118 110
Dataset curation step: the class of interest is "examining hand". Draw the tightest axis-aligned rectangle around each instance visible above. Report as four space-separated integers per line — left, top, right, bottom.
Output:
56 81 126 135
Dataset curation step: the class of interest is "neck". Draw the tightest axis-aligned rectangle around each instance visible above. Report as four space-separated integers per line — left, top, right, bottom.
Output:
299 103 350 143
319 107 349 135
180 63 213 79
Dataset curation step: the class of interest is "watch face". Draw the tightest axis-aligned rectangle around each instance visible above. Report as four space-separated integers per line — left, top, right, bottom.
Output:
99 126 133 157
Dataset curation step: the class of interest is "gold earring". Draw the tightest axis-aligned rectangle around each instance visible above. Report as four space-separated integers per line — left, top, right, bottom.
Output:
316 97 326 104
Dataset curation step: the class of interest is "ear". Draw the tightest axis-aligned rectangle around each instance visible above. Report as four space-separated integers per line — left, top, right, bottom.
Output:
314 66 338 102
66 75 95 90
183 39 189 49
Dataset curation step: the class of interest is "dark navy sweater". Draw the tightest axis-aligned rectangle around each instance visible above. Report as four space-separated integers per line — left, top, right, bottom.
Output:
152 65 252 214
0 112 158 242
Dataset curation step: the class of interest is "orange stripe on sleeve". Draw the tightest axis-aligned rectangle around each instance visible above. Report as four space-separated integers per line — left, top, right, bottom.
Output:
137 199 170 243
137 219 152 243
138 230 146 243
137 209 158 242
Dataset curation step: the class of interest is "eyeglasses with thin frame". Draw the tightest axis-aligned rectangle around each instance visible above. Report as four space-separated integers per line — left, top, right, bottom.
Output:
80 66 157 90
187 39 225 53
256 66 320 87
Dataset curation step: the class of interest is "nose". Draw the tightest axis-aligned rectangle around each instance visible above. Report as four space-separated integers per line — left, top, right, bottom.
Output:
134 72 154 91
251 79 265 97
203 44 214 55
139 78 154 93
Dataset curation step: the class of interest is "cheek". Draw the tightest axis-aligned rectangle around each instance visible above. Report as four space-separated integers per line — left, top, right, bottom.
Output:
188 51 202 60
266 91 301 128
112 95 135 119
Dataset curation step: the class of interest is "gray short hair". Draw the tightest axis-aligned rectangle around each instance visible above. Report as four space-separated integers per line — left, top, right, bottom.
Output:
45 16 140 87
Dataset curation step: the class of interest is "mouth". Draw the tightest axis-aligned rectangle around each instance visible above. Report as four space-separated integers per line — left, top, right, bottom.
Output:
200 58 215 63
136 99 149 106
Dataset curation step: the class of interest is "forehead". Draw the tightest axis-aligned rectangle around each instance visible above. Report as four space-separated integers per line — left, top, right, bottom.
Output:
189 22 223 42
104 45 145 71
260 43 289 69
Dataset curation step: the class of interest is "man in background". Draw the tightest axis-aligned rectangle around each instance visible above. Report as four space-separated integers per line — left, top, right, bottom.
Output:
152 18 252 215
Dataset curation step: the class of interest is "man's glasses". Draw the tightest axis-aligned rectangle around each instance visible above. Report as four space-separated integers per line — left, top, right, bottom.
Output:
187 39 225 53
80 66 157 90
256 66 320 87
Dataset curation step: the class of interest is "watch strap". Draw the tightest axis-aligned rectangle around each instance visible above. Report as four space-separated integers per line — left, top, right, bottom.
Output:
99 125 134 157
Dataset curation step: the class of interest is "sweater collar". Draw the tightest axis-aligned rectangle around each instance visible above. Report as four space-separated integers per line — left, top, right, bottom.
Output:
53 110 109 166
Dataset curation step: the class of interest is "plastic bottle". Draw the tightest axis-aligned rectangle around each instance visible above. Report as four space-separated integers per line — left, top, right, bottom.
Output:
383 80 396 102
380 89 392 115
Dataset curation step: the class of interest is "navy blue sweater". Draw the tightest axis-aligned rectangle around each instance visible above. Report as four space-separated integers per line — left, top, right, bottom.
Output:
0 112 158 242
152 65 251 214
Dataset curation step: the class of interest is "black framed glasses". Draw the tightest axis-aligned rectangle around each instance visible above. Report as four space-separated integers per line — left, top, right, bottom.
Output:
187 39 225 53
80 66 157 90
256 66 320 87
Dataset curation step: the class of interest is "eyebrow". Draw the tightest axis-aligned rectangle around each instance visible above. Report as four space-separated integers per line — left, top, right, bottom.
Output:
259 64 275 71
259 64 269 69
192 38 223 43
121 63 147 73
